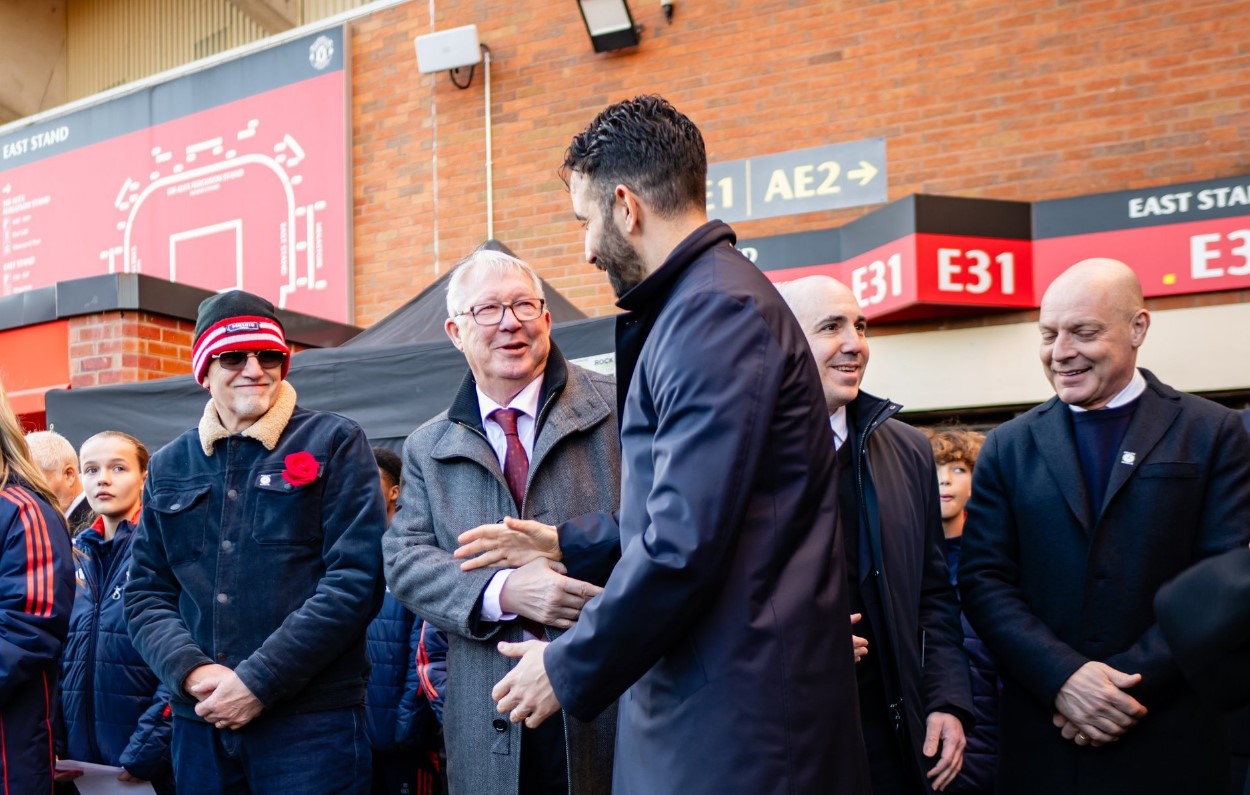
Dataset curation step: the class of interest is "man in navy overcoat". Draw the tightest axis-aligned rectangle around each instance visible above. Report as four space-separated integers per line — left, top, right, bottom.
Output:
490 96 870 795
961 258 1250 794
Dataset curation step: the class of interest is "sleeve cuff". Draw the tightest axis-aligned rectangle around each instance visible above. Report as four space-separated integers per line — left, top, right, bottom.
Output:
481 568 518 622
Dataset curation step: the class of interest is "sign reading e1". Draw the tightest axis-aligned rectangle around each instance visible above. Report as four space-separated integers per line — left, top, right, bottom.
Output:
706 138 887 223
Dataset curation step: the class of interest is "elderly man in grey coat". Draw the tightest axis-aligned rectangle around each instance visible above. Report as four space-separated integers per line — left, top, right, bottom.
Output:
383 248 619 795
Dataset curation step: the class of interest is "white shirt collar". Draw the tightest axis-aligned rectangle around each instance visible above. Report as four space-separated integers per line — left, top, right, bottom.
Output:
1068 368 1147 413
829 405 849 450
476 375 544 426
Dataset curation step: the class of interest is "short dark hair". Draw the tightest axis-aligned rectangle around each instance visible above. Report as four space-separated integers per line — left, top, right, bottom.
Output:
373 447 402 487
561 95 707 219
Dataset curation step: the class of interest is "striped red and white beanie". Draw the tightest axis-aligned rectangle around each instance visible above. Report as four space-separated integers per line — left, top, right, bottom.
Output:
191 290 290 385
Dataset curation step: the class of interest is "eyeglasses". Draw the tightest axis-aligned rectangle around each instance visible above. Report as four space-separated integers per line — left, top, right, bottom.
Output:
456 298 546 326
212 350 288 370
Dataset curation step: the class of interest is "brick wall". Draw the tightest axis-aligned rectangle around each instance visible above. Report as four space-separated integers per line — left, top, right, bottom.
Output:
349 0 1250 323
69 312 194 388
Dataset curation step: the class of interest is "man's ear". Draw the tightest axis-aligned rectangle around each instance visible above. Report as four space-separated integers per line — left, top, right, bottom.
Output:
1129 309 1151 349
63 464 77 484
445 317 464 350
615 184 643 235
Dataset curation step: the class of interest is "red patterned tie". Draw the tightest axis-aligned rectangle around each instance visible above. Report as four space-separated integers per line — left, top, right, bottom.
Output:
490 408 529 510
489 408 545 638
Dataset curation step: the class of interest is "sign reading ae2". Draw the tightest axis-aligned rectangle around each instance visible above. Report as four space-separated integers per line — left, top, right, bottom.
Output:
706 138 887 223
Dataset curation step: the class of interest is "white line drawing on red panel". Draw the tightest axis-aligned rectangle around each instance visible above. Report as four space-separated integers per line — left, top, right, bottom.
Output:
101 118 328 308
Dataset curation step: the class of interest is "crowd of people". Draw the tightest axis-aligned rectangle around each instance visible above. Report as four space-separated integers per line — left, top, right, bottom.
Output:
2 95 1249 795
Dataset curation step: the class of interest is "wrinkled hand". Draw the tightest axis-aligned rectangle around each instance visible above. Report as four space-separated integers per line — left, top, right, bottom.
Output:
456 517 561 571
183 662 232 701
923 711 966 790
499 557 603 629
1053 661 1146 745
492 640 561 728
193 668 264 730
850 613 868 663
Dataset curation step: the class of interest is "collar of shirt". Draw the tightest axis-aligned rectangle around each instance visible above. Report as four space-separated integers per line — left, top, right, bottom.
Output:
829 405 849 450
477 374 545 469
1068 368 1146 413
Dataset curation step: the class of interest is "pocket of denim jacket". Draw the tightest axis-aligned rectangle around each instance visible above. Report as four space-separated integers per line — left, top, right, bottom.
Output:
148 485 212 564
248 469 324 545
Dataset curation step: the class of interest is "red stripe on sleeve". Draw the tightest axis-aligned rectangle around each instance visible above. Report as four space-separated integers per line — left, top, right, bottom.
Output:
2 488 57 618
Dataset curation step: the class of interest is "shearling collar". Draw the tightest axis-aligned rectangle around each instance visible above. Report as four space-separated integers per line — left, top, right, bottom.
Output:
198 380 297 456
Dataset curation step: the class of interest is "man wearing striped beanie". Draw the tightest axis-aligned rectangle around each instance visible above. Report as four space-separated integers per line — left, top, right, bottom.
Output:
125 289 387 794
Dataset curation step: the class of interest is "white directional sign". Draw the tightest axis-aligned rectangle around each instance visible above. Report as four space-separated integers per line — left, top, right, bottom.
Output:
706 138 887 223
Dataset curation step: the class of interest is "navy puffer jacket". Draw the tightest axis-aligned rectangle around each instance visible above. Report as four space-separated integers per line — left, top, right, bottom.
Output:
60 518 172 786
946 536 998 794
364 589 436 751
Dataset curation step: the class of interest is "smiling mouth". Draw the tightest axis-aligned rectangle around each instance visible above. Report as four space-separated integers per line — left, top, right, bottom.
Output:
1053 368 1089 377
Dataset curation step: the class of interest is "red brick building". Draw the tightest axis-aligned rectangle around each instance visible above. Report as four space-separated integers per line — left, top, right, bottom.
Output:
2 0 1249 427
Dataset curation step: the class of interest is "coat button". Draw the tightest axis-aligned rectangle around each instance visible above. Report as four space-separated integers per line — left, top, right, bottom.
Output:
217 652 227 661
227 489 238 500
492 719 507 732
221 540 233 552
216 593 229 604
169 503 181 511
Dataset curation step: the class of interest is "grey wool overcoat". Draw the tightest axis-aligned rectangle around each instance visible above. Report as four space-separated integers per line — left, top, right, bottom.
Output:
383 347 619 795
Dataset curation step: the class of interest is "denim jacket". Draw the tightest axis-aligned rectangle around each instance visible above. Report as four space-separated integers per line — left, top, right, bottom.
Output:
125 384 386 720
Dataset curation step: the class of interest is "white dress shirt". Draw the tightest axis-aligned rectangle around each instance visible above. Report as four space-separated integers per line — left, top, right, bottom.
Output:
476 375 544 625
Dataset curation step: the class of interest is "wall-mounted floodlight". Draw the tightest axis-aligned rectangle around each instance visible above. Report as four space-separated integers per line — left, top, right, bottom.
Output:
577 0 641 53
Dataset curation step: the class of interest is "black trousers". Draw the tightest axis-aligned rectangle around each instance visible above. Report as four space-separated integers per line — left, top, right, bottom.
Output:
519 711 568 795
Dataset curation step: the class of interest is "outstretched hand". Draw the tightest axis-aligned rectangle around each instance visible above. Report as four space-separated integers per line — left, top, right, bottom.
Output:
492 640 561 728
456 517 561 571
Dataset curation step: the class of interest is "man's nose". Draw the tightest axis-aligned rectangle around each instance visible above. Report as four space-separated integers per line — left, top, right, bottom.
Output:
498 306 523 331
1052 331 1076 360
241 354 267 376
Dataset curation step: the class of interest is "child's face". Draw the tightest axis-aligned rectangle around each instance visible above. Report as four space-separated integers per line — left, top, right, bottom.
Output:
936 460 973 522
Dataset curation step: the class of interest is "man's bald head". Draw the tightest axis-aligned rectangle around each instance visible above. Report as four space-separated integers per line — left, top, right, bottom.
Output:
777 276 869 413
1042 257 1145 320
1038 258 1150 409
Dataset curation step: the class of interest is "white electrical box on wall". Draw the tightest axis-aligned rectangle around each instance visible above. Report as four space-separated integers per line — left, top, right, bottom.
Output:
414 25 482 74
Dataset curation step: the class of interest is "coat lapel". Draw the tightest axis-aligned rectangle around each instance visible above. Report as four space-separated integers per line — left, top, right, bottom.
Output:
431 420 503 477
1098 375 1180 517
1030 399 1094 530
530 370 611 477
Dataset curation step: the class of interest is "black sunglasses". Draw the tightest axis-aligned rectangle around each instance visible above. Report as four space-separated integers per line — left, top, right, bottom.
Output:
212 350 288 370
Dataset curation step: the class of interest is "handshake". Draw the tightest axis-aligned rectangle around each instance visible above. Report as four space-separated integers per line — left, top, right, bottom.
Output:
454 516 603 628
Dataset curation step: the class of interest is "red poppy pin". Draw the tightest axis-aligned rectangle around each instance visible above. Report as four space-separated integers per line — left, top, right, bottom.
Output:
282 451 319 487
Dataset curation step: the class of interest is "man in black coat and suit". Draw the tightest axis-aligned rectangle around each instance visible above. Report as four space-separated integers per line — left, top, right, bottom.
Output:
961 258 1250 794
490 95 870 794
780 275 973 793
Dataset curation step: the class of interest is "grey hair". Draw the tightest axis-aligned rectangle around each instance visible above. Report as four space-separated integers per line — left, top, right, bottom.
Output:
445 249 545 318
25 430 79 471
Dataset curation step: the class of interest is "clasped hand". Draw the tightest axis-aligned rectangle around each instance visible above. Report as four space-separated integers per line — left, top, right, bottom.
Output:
186 663 264 730
1053 661 1147 747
